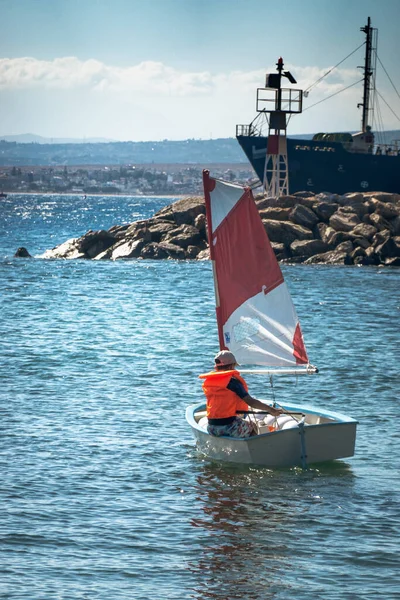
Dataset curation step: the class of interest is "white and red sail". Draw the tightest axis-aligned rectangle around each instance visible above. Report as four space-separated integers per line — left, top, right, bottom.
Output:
203 170 309 368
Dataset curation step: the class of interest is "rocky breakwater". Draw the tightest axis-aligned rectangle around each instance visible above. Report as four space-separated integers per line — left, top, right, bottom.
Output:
41 197 209 261
39 191 400 266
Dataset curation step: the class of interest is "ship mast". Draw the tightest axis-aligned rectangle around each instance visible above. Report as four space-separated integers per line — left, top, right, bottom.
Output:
359 17 375 132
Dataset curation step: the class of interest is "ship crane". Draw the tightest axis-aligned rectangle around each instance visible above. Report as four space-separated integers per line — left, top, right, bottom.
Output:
260 58 303 197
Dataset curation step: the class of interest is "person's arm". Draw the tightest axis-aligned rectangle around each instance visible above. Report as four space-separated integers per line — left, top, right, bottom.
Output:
227 378 282 416
243 395 282 417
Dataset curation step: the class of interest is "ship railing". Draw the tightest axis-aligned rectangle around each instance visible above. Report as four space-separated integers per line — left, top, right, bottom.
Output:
374 142 400 156
236 124 254 137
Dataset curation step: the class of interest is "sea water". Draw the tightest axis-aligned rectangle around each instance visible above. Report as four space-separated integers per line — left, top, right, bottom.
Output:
1 194 399 599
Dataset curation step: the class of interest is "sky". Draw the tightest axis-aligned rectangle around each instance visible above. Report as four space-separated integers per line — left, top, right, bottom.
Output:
1 0 400 142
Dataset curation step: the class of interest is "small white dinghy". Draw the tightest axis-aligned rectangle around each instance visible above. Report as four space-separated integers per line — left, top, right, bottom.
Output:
186 402 357 468
186 171 357 468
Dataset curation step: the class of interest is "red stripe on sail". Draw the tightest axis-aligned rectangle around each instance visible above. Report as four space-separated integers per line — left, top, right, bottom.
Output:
292 322 308 364
213 188 283 325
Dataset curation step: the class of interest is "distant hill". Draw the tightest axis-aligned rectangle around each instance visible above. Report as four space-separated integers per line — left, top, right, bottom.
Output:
0 133 114 144
0 138 246 166
0 131 399 166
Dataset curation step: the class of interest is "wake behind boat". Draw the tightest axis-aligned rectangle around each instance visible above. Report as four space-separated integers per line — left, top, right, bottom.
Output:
186 171 357 468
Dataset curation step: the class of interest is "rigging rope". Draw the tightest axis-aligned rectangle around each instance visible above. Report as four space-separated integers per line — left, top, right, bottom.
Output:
376 54 400 101
304 42 365 94
269 375 276 408
376 90 400 123
374 94 386 145
302 78 364 113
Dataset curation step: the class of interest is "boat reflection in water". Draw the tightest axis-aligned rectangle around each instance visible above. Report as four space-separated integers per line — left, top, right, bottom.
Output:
187 462 354 598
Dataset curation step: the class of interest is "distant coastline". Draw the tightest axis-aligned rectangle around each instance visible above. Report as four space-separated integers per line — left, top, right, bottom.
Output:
0 163 256 196
2 132 400 168
2 191 187 199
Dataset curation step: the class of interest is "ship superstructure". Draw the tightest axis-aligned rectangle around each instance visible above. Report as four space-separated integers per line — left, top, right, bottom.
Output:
236 18 400 195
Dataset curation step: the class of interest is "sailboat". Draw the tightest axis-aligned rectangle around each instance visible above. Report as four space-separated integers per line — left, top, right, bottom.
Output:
185 170 357 468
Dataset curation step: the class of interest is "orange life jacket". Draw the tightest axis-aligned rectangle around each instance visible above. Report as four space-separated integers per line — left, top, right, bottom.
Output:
198 369 249 419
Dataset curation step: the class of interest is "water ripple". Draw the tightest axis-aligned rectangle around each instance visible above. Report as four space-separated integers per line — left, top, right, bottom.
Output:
0 195 399 599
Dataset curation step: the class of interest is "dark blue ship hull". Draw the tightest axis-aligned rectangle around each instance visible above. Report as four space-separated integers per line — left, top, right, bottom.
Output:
237 135 400 194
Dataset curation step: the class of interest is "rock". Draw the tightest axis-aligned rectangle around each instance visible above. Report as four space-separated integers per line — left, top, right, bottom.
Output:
194 213 207 233
350 246 366 261
164 224 203 249
271 242 291 260
295 197 319 210
369 212 394 232
363 192 400 204
259 207 291 221
336 240 354 254
315 192 341 203
82 230 116 258
338 196 368 219
374 236 400 261
367 198 400 220
110 239 145 260
14 247 32 258
365 246 378 262
42 238 86 259
153 196 205 226
157 241 187 259
353 252 379 266
391 216 400 236
289 204 319 229
293 191 316 198
329 210 361 232
317 223 331 244
140 243 169 259
43 229 116 259
280 255 308 264
339 192 364 204
255 197 276 210
262 219 313 245
125 223 152 242
274 195 299 209
350 236 370 250
290 239 329 257
196 248 210 260
147 221 176 242
350 223 377 241
186 245 201 259
324 228 352 246
108 224 131 240
313 202 338 222
384 256 400 266
304 250 353 265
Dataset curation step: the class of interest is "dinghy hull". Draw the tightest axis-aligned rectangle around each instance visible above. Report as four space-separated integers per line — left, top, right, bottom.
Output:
186 402 357 468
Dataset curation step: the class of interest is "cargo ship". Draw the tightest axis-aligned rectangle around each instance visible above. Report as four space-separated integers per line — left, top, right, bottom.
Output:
236 18 400 195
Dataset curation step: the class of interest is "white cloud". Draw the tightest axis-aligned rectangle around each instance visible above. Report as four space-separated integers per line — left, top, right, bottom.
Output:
0 56 214 95
0 56 361 98
1 56 397 139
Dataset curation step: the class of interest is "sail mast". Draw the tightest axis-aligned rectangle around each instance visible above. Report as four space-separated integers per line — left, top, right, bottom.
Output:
202 170 225 350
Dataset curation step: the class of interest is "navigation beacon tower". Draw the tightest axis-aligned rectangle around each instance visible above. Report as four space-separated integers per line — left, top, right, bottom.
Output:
258 58 303 197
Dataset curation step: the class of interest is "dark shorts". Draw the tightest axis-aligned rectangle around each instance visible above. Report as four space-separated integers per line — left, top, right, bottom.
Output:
207 417 254 439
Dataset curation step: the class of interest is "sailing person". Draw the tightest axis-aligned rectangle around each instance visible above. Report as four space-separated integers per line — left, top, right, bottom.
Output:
199 350 282 438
